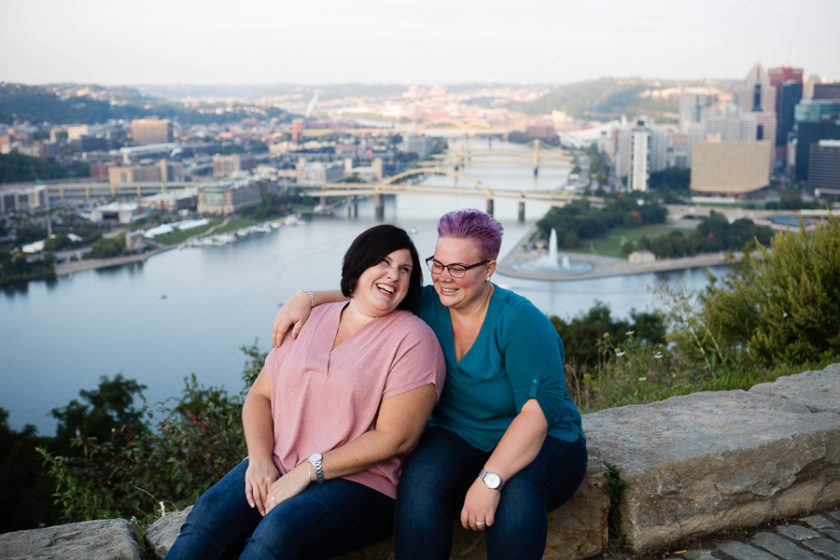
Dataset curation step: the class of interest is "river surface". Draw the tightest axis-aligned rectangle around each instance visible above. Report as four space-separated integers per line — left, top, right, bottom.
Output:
0 141 721 434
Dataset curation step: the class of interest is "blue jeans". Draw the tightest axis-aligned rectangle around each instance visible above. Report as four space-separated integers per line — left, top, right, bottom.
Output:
394 427 587 560
165 459 395 560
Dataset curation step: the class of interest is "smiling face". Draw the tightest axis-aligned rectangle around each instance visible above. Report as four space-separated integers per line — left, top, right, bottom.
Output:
431 236 496 311
352 248 414 317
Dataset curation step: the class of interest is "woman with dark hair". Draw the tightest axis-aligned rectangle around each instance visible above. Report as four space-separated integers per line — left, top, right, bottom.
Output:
166 225 445 560
272 210 587 560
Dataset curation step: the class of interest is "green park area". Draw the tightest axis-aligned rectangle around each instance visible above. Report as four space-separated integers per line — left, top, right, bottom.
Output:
151 217 258 246
570 224 696 258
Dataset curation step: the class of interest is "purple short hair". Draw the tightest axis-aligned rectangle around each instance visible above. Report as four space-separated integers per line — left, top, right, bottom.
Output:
437 209 504 260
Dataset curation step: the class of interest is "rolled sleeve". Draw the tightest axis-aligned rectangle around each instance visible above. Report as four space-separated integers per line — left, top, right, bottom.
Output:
500 303 568 427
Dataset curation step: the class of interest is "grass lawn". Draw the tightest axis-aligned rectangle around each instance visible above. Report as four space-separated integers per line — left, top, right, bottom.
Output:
569 224 696 258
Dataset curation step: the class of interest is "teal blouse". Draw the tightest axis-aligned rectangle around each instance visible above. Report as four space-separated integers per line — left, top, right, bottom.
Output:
416 284 584 452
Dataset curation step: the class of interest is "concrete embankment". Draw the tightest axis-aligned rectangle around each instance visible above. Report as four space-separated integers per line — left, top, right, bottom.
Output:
54 246 174 277
4 363 838 559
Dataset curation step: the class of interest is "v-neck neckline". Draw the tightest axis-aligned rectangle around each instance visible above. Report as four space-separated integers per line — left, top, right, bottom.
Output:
448 286 495 364
330 302 377 352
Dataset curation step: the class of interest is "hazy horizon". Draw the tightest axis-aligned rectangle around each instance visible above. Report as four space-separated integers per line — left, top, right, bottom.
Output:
2 0 838 87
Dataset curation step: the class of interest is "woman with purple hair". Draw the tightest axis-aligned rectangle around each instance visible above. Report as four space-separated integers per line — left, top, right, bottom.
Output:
272 209 587 560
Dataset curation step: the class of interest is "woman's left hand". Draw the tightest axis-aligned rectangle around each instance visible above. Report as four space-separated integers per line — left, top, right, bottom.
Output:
460 478 501 531
264 463 312 514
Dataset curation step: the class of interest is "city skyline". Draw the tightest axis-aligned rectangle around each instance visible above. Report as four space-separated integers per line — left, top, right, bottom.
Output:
1 0 839 87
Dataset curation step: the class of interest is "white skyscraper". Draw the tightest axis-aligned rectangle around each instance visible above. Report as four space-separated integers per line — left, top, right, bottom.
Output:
628 124 650 192
735 63 777 158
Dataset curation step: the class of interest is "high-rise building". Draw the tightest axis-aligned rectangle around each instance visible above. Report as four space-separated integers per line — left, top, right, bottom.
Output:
627 119 650 192
704 104 758 141
793 99 840 180
813 83 840 100
808 139 840 193
648 126 669 173
777 81 803 149
690 139 771 195
131 118 173 145
679 88 713 132
735 64 777 162
291 119 304 142
768 65 803 90
197 180 266 215
768 64 803 149
213 153 257 177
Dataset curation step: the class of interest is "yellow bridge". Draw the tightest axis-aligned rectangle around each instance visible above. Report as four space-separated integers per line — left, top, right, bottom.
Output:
433 139 575 172
313 167 599 221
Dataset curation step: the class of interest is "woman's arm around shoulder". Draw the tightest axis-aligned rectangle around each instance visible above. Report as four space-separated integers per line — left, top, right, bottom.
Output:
272 289 345 346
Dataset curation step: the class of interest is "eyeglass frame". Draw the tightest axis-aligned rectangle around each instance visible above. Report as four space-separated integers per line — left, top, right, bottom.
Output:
425 256 490 278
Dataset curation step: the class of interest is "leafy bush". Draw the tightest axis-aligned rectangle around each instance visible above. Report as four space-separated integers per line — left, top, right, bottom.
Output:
89 235 125 259
38 344 267 526
50 374 148 452
536 195 667 249
0 410 60 531
700 218 840 366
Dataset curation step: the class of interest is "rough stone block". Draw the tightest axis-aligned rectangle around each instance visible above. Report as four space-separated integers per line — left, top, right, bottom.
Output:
749 364 840 414
0 519 142 560
146 461 609 560
583 364 840 553
144 506 191 559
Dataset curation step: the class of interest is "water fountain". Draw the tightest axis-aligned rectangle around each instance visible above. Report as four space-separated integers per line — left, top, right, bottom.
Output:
508 228 593 276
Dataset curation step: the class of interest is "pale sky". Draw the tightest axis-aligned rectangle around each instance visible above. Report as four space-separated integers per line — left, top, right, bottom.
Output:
1 0 838 86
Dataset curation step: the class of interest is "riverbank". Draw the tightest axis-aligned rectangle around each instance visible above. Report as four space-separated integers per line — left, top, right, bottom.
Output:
53 226 738 281
497 227 739 281
54 246 174 276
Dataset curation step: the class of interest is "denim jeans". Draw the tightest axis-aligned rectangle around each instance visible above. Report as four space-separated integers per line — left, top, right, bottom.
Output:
394 427 587 560
165 459 395 560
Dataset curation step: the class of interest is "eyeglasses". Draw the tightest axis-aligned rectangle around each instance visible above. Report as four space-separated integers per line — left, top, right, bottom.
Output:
425 256 489 278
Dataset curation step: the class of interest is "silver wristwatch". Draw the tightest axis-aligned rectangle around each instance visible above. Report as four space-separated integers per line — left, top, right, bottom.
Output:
308 453 325 484
479 469 505 490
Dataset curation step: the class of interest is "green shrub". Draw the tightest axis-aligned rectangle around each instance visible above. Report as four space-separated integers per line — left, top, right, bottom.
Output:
701 218 840 366
38 343 268 527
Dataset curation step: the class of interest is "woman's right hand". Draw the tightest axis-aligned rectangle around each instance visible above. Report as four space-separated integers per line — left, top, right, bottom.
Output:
245 458 281 516
272 291 313 347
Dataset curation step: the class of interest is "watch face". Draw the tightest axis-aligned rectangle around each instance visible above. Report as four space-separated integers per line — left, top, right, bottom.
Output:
309 453 322 463
483 472 501 489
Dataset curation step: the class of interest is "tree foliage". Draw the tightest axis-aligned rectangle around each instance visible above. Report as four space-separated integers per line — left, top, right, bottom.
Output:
699 218 840 365
36 344 268 526
536 195 666 249
550 302 666 372
50 374 148 451
1 251 55 286
0 409 60 531
0 152 90 183
510 78 682 121
649 167 690 191
89 235 125 259
625 211 773 258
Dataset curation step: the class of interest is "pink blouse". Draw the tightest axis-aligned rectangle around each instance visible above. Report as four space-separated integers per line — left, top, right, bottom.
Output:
265 302 445 498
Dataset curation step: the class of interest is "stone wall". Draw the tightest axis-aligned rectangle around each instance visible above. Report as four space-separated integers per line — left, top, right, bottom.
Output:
3 363 838 559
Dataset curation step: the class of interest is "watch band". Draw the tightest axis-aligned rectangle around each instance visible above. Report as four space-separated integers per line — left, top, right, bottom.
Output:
308 453 325 484
479 469 505 490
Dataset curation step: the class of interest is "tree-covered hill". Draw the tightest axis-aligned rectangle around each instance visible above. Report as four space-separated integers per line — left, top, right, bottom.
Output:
508 77 736 122
0 83 292 125
0 83 149 124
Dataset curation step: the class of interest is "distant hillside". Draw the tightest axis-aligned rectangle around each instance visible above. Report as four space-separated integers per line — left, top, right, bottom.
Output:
0 83 291 125
509 77 734 122
0 83 148 124
135 83 408 101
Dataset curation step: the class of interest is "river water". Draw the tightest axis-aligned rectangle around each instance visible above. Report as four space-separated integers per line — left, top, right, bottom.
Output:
0 141 719 434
